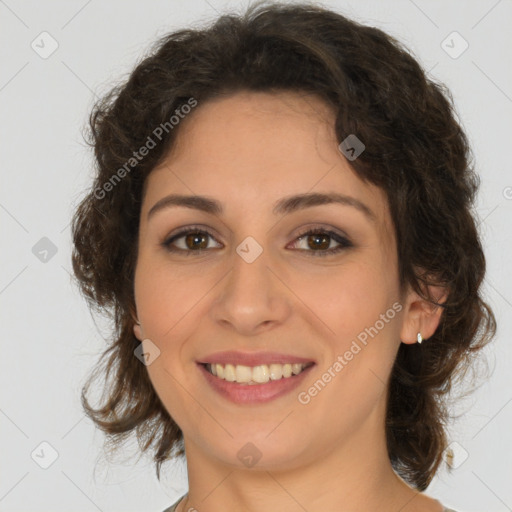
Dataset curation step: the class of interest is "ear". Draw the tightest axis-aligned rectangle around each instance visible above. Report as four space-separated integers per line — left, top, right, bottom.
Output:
130 306 144 341
133 322 144 341
400 273 448 345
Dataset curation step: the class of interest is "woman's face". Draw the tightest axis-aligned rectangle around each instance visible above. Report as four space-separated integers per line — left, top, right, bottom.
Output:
133 91 423 470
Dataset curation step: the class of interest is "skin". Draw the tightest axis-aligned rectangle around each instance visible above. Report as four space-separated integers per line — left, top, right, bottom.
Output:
132 91 447 512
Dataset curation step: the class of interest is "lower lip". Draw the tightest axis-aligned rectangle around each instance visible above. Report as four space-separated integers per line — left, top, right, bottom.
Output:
198 363 315 404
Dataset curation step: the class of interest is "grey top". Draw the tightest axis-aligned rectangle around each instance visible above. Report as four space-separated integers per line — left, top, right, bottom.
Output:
161 495 184 512
161 495 183 512
162 496 458 511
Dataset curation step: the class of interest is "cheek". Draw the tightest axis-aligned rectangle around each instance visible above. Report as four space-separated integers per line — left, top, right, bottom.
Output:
290 260 401 394
288 258 395 334
134 257 208 341
133 262 211 423
133 258 222 399
294 265 400 434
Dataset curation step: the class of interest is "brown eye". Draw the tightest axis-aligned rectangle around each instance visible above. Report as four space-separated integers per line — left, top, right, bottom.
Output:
290 228 353 257
163 227 222 254
306 233 331 251
184 232 209 250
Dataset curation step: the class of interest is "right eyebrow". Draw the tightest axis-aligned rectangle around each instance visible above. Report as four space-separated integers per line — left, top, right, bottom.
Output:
147 194 222 220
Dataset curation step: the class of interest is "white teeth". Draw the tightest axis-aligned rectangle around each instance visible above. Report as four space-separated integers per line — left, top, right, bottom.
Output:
205 362 311 384
224 363 236 382
235 365 252 383
252 364 270 383
282 363 292 378
269 363 283 380
292 363 303 375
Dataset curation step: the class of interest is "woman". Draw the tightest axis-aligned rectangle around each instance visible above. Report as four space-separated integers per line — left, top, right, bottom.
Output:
71 2 496 511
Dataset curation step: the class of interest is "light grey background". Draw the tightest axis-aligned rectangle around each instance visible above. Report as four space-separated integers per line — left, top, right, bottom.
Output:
1 1 511 511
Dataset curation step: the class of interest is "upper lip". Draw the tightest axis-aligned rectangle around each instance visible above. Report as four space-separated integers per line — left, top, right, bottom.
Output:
197 351 316 367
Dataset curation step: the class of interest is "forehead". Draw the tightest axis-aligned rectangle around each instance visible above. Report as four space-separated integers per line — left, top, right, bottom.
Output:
142 91 393 239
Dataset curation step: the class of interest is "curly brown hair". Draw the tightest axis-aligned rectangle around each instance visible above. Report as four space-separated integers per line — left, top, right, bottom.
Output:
70 0 496 491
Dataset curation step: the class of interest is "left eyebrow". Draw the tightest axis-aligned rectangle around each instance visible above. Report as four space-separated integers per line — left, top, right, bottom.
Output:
272 192 376 223
147 192 376 223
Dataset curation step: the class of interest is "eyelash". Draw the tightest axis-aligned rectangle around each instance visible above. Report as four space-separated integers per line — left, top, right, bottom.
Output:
161 225 353 257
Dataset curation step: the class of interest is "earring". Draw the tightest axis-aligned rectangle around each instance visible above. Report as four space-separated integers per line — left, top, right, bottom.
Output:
417 332 423 344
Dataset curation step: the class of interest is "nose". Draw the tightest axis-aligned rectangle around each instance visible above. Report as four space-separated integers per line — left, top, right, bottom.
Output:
209 244 292 336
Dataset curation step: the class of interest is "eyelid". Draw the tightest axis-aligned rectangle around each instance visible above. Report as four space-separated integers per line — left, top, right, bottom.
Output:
291 224 350 242
164 224 222 242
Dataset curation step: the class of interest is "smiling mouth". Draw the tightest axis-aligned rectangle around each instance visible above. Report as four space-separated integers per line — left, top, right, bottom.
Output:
201 361 315 385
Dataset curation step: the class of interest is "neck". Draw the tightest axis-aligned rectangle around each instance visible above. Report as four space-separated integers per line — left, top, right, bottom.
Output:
175 401 441 512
